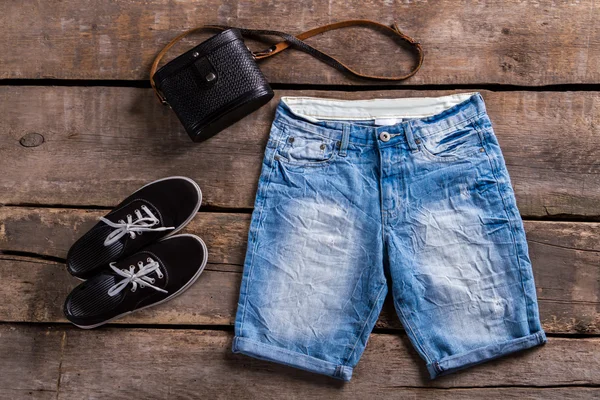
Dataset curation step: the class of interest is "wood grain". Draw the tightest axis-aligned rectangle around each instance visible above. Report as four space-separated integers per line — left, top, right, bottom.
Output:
1 207 598 334
1 1 599 85
0 325 597 399
0 325 63 399
1 87 600 217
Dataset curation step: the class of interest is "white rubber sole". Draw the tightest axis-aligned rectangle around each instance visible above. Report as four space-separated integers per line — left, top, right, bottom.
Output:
73 234 209 329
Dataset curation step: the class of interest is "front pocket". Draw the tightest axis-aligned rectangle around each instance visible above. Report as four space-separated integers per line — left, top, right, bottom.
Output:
276 127 338 167
417 120 484 162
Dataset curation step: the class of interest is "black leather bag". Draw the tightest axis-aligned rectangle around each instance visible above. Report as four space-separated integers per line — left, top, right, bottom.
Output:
150 21 424 143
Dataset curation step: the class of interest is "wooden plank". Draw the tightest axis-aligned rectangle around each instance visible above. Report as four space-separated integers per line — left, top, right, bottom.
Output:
0 325 596 398
0 207 249 267
1 1 599 85
0 325 597 398
0 324 597 398
0 256 240 327
1 87 600 217
0 325 62 399
1 207 598 334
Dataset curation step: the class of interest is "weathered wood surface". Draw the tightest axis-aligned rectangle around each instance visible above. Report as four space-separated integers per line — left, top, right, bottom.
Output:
1 87 599 217
2 1 599 85
1 0 598 397
0 325 63 400
0 324 598 400
1 207 598 334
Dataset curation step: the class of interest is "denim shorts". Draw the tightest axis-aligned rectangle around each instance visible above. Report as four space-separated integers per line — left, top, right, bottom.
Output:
232 93 546 381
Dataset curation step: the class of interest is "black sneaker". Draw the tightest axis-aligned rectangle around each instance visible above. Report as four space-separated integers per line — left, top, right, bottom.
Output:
66 176 201 280
64 234 208 328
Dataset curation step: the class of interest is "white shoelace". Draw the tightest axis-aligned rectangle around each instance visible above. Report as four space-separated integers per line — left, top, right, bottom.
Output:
100 205 174 246
107 257 168 297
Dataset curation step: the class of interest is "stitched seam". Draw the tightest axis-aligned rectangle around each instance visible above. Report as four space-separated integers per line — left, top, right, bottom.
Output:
235 336 350 373
273 120 386 148
287 111 486 132
414 115 487 163
379 140 394 218
344 283 387 365
295 112 429 120
416 138 484 163
396 303 433 364
432 331 545 370
239 133 279 338
276 153 338 169
282 93 477 105
276 120 341 141
275 126 340 168
479 124 533 330
415 112 488 139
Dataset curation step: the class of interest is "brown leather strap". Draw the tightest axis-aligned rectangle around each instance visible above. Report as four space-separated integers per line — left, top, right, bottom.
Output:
150 20 423 104
252 20 424 80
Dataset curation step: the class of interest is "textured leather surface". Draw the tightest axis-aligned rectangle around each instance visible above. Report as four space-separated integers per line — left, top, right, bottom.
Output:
154 31 272 141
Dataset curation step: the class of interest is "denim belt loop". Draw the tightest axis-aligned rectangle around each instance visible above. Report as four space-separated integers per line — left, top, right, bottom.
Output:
339 125 350 157
404 122 419 153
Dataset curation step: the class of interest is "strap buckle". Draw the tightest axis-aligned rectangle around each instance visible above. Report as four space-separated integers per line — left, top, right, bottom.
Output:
252 45 276 59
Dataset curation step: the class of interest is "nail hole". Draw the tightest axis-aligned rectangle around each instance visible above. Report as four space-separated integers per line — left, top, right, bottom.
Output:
19 132 45 148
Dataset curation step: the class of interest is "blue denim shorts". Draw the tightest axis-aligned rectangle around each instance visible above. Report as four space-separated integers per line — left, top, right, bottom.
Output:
232 93 546 381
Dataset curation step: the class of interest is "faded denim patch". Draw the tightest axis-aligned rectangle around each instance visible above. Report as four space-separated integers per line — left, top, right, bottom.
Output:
233 93 546 381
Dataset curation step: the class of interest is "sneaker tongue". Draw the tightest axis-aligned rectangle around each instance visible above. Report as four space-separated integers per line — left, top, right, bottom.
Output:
105 200 162 226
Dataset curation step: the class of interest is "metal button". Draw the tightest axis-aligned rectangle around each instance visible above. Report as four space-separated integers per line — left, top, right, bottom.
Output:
192 52 200 57
379 131 391 142
320 144 326 150
288 137 294 143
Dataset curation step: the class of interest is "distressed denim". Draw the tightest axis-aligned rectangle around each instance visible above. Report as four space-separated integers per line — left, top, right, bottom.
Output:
232 93 546 381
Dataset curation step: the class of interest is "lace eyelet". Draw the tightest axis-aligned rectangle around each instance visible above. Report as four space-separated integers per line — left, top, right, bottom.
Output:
147 257 153 263
137 261 143 267
140 284 145 288
149 278 155 284
131 287 136 292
